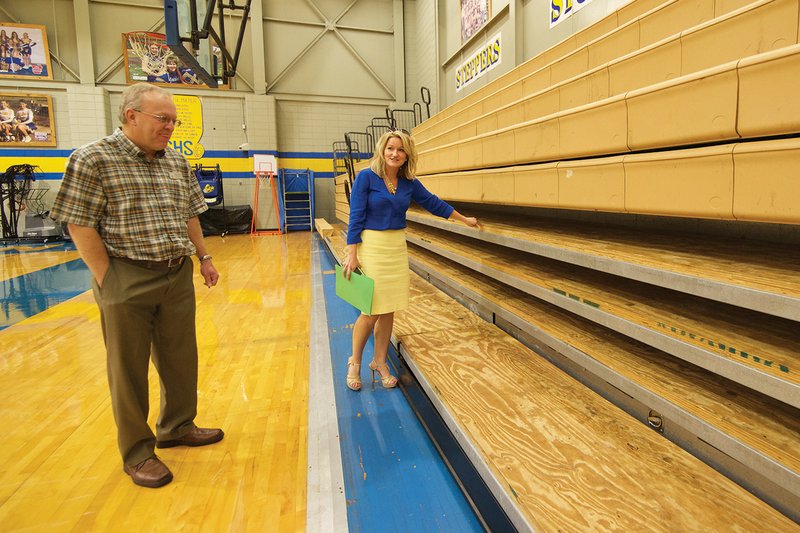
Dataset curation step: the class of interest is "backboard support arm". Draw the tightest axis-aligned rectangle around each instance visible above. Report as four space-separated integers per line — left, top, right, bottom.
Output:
164 0 251 88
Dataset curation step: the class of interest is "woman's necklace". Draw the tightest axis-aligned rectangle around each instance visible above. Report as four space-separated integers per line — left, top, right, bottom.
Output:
384 176 397 195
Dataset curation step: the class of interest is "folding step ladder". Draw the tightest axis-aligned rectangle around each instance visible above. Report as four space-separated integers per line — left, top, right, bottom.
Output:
280 169 314 232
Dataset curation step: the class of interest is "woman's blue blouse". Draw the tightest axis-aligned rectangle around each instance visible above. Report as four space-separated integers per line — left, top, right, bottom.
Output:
346 168 454 245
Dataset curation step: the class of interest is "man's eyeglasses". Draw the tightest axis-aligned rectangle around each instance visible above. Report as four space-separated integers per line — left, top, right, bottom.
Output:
133 109 182 128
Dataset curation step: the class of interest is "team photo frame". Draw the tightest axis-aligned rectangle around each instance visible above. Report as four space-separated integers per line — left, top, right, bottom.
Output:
0 93 56 147
0 23 53 80
122 31 225 89
461 0 491 42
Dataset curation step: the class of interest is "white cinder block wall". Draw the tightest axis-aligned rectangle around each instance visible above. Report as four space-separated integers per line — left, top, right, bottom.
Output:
413 0 439 115
277 100 387 222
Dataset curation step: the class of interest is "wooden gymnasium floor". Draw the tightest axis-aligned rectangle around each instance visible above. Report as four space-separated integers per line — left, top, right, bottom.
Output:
0 234 313 531
0 233 482 532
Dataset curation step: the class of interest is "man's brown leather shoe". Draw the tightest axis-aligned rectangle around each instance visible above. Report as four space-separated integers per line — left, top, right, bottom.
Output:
123 455 173 488
156 427 224 448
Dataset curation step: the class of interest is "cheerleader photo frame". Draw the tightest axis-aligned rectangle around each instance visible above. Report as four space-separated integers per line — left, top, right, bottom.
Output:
0 94 56 147
0 23 53 80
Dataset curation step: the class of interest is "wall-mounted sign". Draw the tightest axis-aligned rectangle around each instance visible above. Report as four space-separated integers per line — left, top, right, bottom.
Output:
455 33 501 92
461 0 491 42
550 0 595 28
0 23 53 81
0 93 56 147
170 95 205 159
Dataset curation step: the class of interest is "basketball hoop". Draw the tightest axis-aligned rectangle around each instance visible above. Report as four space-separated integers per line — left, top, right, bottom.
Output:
251 171 281 236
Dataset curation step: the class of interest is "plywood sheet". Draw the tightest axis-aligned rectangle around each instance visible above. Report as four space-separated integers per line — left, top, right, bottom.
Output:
409 246 800 471
405 223 800 390
406 203 800 302
395 284 795 531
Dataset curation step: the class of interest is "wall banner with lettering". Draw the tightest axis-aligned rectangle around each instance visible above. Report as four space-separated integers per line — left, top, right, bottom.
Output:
461 0 491 42
170 95 205 159
455 33 502 93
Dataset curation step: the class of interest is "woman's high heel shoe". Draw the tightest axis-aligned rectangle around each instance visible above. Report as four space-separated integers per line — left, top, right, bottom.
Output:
346 358 361 391
369 361 398 389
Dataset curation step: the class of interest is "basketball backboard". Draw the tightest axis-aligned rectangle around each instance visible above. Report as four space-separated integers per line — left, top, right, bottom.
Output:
253 154 277 175
164 0 251 89
164 0 218 87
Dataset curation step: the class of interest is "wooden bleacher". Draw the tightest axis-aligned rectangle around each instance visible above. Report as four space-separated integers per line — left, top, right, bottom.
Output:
396 266 798 531
414 0 695 143
414 44 800 178
327 0 800 527
320 227 798 529
405 221 800 406
414 137 800 223
415 0 798 150
407 246 800 481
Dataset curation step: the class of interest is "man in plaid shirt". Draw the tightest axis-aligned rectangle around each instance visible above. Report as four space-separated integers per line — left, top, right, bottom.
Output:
51 83 224 488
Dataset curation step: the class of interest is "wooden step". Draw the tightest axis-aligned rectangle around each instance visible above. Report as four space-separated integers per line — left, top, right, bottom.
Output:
406 205 800 321
314 218 333 238
406 244 800 519
405 222 800 408
416 137 800 224
392 272 797 531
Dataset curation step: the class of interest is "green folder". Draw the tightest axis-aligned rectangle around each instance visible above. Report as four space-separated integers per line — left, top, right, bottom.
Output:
335 264 374 315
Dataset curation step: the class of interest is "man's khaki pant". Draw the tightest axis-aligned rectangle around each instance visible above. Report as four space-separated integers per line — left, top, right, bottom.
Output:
92 257 198 466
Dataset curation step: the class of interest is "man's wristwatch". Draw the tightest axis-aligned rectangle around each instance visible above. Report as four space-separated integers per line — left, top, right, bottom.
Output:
199 254 213 262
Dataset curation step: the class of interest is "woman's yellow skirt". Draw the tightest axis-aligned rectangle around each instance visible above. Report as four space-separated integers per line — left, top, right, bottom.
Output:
357 229 409 315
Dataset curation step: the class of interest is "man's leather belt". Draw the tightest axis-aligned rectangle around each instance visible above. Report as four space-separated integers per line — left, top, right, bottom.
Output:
114 256 187 269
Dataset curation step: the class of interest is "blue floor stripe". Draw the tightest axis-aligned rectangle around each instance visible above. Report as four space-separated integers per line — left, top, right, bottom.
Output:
317 241 482 532
0 257 91 330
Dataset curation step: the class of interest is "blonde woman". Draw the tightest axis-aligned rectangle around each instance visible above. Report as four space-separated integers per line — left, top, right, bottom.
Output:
342 130 480 391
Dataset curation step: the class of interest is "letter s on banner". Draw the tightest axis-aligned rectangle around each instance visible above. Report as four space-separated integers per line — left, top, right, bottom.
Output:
551 0 592 28
551 0 563 25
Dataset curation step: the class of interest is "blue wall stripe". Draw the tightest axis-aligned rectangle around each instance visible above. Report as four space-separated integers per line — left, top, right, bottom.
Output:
1 149 342 180
0 148 343 159
280 151 339 159
4 170 335 181
0 148 374 160
0 149 76 157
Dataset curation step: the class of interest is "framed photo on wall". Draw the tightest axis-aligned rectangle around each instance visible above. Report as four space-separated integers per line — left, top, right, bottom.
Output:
122 31 225 89
0 23 53 80
461 0 491 42
0 93 56 147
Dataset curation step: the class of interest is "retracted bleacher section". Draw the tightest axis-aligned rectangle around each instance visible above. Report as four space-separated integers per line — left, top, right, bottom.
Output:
325 0 800 529
414 0 800 223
